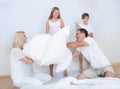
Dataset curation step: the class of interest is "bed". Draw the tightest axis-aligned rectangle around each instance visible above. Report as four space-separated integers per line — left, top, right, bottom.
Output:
21 63 120 89
21 77 120 89
22 26 120 89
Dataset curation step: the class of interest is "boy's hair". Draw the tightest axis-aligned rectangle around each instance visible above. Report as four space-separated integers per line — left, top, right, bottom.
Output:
77 28 88 37
48 6 61 20
82 13 89 19
13 31 25 49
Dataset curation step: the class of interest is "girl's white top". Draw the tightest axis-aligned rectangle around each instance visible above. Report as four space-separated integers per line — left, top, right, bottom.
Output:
48 20 61 35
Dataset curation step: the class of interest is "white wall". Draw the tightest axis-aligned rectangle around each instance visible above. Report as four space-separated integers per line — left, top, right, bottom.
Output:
0 0 120 75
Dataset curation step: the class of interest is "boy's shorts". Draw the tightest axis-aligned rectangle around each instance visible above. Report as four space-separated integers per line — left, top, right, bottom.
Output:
83 65 115 78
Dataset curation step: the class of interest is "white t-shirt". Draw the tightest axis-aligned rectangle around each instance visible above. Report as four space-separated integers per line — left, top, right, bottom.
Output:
79 23 93 34
77 37 110 69
48 20 61 35
10 48 33 80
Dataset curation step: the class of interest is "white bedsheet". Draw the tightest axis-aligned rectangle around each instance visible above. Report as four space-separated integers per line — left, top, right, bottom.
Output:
23 26 72 72
21 76 120 89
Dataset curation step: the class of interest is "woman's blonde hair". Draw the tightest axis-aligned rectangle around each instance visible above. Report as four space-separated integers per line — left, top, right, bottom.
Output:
13 31 25 49
48 7 61 20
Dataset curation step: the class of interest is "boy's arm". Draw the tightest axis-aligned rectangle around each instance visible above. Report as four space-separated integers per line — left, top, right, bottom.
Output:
89 32 93 38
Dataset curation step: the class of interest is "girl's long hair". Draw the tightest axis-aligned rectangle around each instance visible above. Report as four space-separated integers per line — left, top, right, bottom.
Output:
48 7 61 20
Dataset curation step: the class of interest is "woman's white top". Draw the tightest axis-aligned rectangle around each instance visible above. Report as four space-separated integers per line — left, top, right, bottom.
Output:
48 20 61 35
10 48 33 80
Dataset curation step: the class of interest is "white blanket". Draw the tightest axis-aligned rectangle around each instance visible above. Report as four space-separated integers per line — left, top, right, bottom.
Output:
21 77 120 89
23 26 72 72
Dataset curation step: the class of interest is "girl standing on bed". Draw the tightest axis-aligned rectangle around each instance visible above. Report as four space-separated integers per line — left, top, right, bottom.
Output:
10 31 51 88
46 6 67 77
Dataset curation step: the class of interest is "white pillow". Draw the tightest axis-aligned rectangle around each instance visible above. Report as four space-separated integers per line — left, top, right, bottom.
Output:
23 34 50 61
23 26 72 72
41 26 71 65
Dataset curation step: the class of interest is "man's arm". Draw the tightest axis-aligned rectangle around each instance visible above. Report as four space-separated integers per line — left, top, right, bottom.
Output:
67 41 89 48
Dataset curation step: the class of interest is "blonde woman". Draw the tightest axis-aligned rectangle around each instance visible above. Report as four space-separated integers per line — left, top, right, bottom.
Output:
46 6 67 77
10 31 51 88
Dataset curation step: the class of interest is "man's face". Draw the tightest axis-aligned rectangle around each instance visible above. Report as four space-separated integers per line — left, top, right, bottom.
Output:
75 31 84 41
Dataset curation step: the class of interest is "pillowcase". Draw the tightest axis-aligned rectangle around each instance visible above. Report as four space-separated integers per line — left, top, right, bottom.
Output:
41 26 70 64
23 26 72 72
23 34 50 61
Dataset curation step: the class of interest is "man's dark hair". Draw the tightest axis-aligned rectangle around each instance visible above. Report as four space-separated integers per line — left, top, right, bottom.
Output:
82 13 89 19
77 28 88 37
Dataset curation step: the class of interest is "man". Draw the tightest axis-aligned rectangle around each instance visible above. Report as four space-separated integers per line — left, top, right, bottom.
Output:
67 28 115 80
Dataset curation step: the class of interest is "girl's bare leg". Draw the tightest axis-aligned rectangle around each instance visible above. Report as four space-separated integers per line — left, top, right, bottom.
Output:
49 64 54 77
64 69 68 77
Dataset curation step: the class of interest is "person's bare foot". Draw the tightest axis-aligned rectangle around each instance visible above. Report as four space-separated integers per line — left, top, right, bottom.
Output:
50 74 54 77
104 71 116 78
76 73 88 80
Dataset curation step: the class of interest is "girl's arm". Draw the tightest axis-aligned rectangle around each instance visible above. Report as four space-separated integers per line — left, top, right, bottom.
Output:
46 20 50 33
60 19 64 28
21 57 34 64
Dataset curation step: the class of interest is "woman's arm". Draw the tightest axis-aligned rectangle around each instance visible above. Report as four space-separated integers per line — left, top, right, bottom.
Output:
21 57 34 64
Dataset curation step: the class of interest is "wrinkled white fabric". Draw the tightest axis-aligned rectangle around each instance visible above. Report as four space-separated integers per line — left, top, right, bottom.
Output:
23 26 72 72
56 77 120 85
21 77 120 89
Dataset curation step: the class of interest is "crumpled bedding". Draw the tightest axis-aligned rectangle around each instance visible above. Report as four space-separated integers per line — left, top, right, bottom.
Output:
21 77 120 89
23 26 72 72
